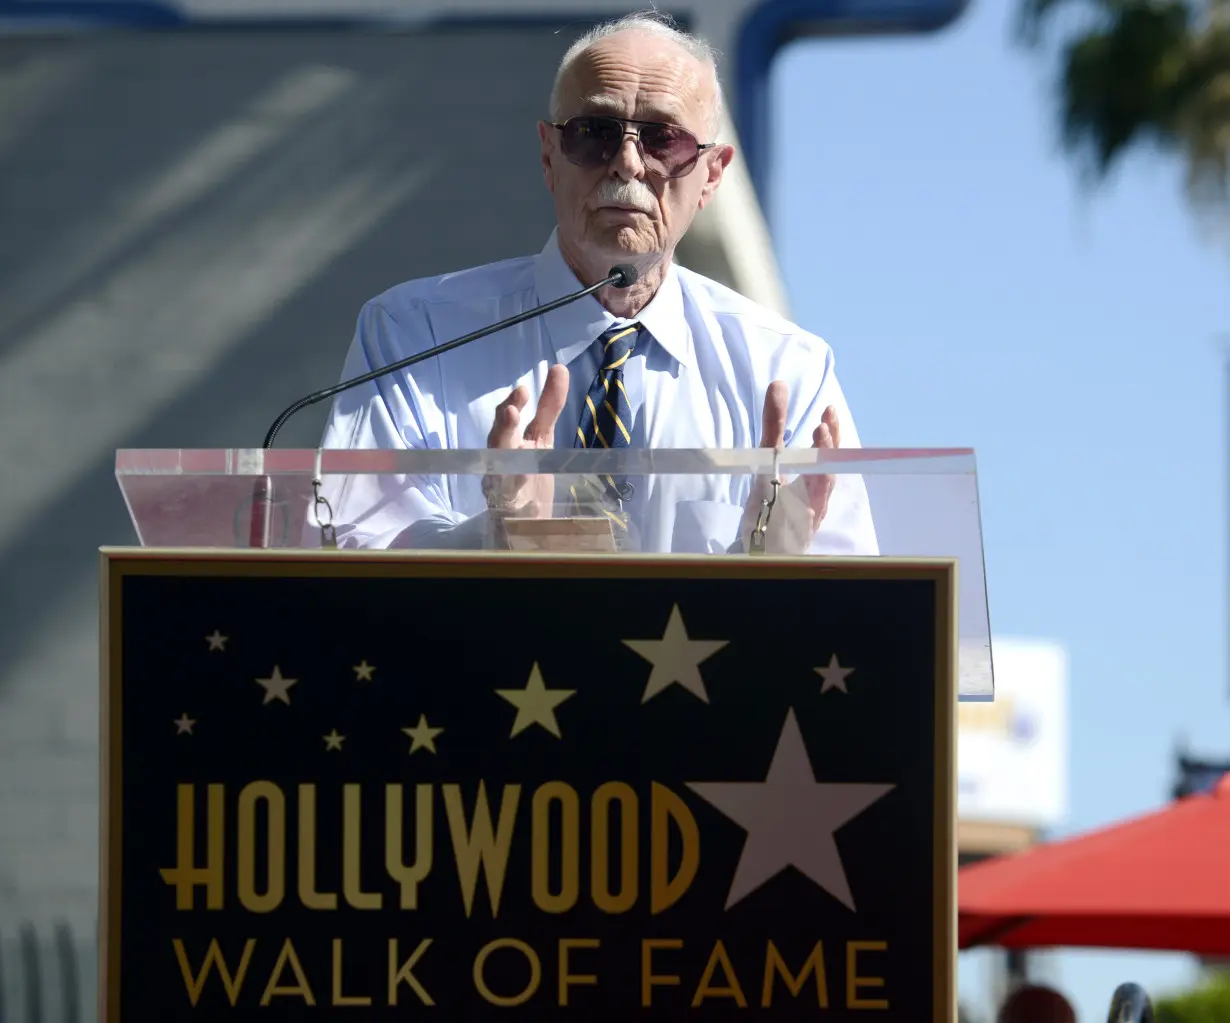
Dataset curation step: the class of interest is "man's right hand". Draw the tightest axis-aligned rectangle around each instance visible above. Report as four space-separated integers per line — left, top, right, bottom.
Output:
483 363 570 519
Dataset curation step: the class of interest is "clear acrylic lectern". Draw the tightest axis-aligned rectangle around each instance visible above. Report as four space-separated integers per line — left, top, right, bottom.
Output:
114 446 993 699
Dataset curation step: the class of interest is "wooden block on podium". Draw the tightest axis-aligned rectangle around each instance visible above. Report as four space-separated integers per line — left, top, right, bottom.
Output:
502 515 618 552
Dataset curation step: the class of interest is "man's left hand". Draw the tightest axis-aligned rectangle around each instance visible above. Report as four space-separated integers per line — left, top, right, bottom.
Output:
739 380 841 553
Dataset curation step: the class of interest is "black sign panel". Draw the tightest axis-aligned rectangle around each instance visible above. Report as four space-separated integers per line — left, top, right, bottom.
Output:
101 551 956 1020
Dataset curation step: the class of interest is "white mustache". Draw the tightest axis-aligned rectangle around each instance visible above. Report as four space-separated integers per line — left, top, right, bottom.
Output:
595 178 656 212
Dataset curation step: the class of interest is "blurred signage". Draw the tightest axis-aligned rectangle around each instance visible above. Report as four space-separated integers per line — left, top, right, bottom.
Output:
957 638 1067 830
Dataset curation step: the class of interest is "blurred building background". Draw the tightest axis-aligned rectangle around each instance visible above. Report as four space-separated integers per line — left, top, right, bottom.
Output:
0 0 1082 1018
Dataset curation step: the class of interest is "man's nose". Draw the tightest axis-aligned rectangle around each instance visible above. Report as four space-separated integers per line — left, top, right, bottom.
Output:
608 132 647 180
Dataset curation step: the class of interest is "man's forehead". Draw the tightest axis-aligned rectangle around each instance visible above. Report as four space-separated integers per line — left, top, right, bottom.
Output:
558 38 709 127
575 91 689 125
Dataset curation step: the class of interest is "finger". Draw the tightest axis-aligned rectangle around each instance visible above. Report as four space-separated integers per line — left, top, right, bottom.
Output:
523 363 570 444
488 385 529 448
812 407 840 449
806 406 840 519
761 380 789 448
819 405 841 448
806 421 834 492
805 471 835 520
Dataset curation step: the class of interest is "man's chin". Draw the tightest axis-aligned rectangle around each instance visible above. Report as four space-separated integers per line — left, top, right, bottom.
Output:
587 224 658 260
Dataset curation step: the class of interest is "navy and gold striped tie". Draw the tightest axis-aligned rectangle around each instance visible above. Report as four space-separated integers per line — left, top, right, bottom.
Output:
572 322 640 532
574 322 638 450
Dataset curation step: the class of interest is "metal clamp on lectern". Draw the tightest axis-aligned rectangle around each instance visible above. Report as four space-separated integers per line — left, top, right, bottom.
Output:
748 450 783 555
311 449 338 549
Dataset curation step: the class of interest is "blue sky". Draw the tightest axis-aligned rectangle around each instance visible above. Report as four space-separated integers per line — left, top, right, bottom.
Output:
769 0 1230 1018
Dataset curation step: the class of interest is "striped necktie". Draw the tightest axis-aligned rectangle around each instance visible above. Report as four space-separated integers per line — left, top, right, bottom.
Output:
571 322 640 534
574 322 639 450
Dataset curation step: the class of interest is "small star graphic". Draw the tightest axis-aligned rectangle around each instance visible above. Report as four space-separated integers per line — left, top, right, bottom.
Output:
496 663 575 738
205 630 227 651
402 714 443 754
255 666 298 705
322 729 345 751
173 713 195 735
353 660 376 682
815 654 855 694
622 604 728 703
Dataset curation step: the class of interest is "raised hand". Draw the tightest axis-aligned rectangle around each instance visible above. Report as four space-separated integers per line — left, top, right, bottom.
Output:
483 364 570 520
740 380 841 553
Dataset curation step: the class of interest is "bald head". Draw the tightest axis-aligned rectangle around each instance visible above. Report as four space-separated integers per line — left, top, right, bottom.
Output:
549 13 723 137
998 985 1077 1023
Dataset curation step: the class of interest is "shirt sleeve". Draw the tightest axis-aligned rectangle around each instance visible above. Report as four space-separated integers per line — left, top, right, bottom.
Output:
315 301 495 550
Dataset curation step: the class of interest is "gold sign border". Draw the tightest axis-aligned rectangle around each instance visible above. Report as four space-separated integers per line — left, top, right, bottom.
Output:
99 547 957 1022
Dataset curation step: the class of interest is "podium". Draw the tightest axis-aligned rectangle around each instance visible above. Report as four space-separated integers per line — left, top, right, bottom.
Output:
101 446 991 1021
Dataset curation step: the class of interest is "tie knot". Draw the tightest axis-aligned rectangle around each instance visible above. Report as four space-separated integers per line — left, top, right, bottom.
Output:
598 322 639 371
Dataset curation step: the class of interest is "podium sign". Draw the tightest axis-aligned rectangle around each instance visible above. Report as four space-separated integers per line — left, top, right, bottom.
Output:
100 549 956 1020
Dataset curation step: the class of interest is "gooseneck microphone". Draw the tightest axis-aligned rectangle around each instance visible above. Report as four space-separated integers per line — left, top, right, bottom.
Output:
248 263 639 547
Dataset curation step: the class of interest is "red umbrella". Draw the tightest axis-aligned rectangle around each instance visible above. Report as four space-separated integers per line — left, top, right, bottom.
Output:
959 773 1230 954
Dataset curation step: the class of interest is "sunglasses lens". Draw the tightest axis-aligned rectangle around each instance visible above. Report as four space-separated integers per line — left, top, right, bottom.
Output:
557 116 703 177
560 116 622 167
639 124 700 176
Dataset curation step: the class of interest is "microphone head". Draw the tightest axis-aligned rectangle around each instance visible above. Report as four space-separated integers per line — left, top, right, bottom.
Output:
608 264 638 289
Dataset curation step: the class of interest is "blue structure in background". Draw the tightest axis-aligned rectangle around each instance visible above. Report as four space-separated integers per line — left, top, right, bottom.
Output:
734 0 968 201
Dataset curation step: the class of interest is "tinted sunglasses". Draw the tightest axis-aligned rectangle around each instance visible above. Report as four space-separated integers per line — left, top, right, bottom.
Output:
550 115 715 178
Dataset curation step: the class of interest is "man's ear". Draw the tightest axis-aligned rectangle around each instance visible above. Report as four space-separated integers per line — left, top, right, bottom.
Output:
697 143 735 211
538 120 556 193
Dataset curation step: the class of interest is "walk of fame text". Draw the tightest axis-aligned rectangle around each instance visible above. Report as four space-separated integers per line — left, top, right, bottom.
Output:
148 610 901 1012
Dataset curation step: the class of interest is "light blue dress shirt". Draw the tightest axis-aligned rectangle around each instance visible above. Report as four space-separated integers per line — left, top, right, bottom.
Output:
318 230 878 555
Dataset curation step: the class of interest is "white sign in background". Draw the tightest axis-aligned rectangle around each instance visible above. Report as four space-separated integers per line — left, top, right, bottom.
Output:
957 638 1068 830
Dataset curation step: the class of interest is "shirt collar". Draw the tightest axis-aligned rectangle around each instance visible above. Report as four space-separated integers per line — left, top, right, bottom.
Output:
533 228 691 369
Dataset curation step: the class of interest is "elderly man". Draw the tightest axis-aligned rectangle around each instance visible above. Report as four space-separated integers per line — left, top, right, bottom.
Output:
317 11 877 555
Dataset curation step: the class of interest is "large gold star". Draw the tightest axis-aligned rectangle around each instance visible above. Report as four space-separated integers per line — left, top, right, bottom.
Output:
402 714 443 754
622 604 728 703
205 630 227 652
496 663 575 738
353 659 376 682
322 729 345 751
173 713 195 735
255 665 298 705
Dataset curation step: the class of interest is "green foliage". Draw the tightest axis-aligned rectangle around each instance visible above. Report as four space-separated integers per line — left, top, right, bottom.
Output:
1155 971 1230 1023
1017 0 1230 210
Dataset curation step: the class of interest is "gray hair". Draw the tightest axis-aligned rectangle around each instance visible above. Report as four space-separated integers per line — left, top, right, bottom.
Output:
548 10 724 138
